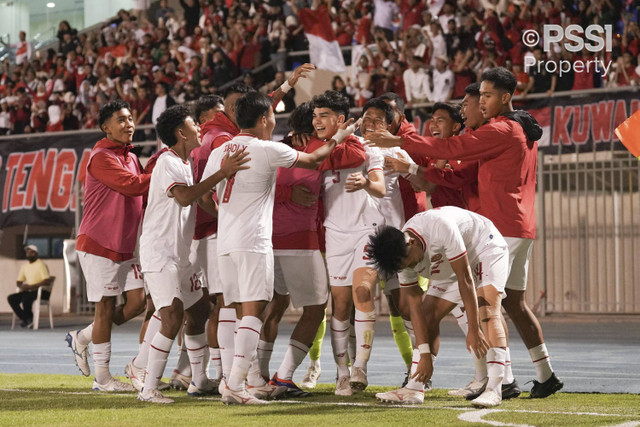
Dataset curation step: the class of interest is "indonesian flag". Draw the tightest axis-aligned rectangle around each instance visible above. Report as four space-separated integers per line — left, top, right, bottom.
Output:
615 109 640 159
298 5 346 73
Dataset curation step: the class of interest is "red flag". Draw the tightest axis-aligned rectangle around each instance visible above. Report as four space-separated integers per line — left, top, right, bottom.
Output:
298 5 346 72
614 109 640 159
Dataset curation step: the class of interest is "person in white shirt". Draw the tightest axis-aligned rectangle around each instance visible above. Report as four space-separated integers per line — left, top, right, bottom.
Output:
201 91 357 405
430 56 455 102
138 105 249 404
367 207 510 409
403 58 431 108
311 90 386 396
373 0 399 40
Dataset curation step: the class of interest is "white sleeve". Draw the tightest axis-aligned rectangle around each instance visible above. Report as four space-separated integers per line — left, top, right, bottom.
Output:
201 148 222 182
365 146 384 174
266 142 299 170
398 268 419 287
430 219 467 263
156 157 189 198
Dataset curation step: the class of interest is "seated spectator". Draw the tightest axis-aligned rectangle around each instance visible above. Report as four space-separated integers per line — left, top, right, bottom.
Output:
7 245 51 329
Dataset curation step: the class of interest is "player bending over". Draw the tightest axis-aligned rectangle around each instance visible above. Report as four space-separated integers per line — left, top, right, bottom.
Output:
367 207 510 408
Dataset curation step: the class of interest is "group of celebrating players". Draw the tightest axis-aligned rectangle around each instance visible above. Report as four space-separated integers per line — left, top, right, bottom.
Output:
64 63 564 407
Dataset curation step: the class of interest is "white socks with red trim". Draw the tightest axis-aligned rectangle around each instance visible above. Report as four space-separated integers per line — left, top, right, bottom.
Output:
529 343 553 382
185 333 208 388
135 312 162 370
331 317 351 378
228 316 263 392
276 339 310 381
486 347 506 393
353 310 376 370
217 308 236 382
503 347 514 384
144 333 174 392
93 342 112 384
209 347 222 380
257 339 274 379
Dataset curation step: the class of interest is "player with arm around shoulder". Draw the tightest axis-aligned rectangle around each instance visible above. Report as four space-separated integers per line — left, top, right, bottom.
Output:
137 105 249 404
367 206 510 408
200 91 356 405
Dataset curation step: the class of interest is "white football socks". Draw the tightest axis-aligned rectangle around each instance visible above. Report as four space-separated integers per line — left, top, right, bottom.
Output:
175 337 191 377
185 333 208 388
486 347 506 394
228 316 263 392
330 317 350 378
403 319 416 346
529 343 553 383
353 309 376 370
77 323 93 346
135 312 162 370
217 308 236 382
144 333 173 392
257 339 274 379
93 341 112 384
276 339 310 380
503 347 514 384
209 347 222 380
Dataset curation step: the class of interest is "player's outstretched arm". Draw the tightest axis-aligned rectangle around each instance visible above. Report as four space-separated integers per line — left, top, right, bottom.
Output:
171 150 250 207
363 129 402 148
451 254 489 359
295 118 359 169
404 286 434 384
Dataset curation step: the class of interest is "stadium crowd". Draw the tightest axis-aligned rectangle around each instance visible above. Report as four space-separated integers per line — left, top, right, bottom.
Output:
0 0 638 136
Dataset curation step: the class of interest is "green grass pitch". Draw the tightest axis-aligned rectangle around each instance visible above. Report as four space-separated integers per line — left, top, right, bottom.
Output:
1 374 638 426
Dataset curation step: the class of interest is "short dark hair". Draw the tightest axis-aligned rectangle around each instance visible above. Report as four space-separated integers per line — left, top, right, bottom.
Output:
366 226 408 279
432 102 464 128
464 82 481 98
481 67 517 95
235 92 273 129
156 105 192 147
378 92 406 114
363 98 395 125
222 82 253 99
98 99 131 132
289 101 314 134
312 90 350 118
194 94 223 123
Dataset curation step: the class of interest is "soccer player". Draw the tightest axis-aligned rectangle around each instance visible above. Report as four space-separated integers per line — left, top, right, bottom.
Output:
190 84 251 391
368 207 510 408
367 67 563 398
137 105 249 403
310 90 386 396
257 101 368 397
65 100 150 392
200 91 357 405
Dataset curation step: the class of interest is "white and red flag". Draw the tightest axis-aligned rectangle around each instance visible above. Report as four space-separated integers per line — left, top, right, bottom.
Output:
298 5 346 73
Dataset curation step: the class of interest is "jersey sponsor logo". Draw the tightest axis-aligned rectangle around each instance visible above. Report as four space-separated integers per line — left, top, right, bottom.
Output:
331 275 347 281
431 284 446 293
430 254 443 262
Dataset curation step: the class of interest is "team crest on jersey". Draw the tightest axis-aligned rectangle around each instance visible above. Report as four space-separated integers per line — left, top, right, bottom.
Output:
431 254 443 262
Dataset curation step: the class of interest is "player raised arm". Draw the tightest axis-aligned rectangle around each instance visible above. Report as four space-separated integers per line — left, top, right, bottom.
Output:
294 118 360 169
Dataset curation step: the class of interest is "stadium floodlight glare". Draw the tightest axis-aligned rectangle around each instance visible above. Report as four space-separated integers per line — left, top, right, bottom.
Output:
46 2 55 7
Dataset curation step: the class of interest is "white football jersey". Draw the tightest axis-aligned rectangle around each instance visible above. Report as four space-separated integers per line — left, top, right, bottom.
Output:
140 150 196 272
398 206 503 285
322 138 385 232
379 146 415 228
202 133 298 255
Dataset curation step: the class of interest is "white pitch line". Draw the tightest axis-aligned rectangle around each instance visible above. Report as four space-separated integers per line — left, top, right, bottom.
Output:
2 387 638 424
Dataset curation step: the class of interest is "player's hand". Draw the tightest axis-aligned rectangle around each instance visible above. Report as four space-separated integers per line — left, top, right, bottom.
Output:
331 118 361 144
344 172 368 192
290 185 316 207
220 149 250 178
364 129 402 148
291 132 311 147
384 155 411 174
411 353 433 384
466 328 489 359
288 63 315 87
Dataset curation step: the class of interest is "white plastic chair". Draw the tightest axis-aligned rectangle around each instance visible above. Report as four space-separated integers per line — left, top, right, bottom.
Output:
10 277 55 330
